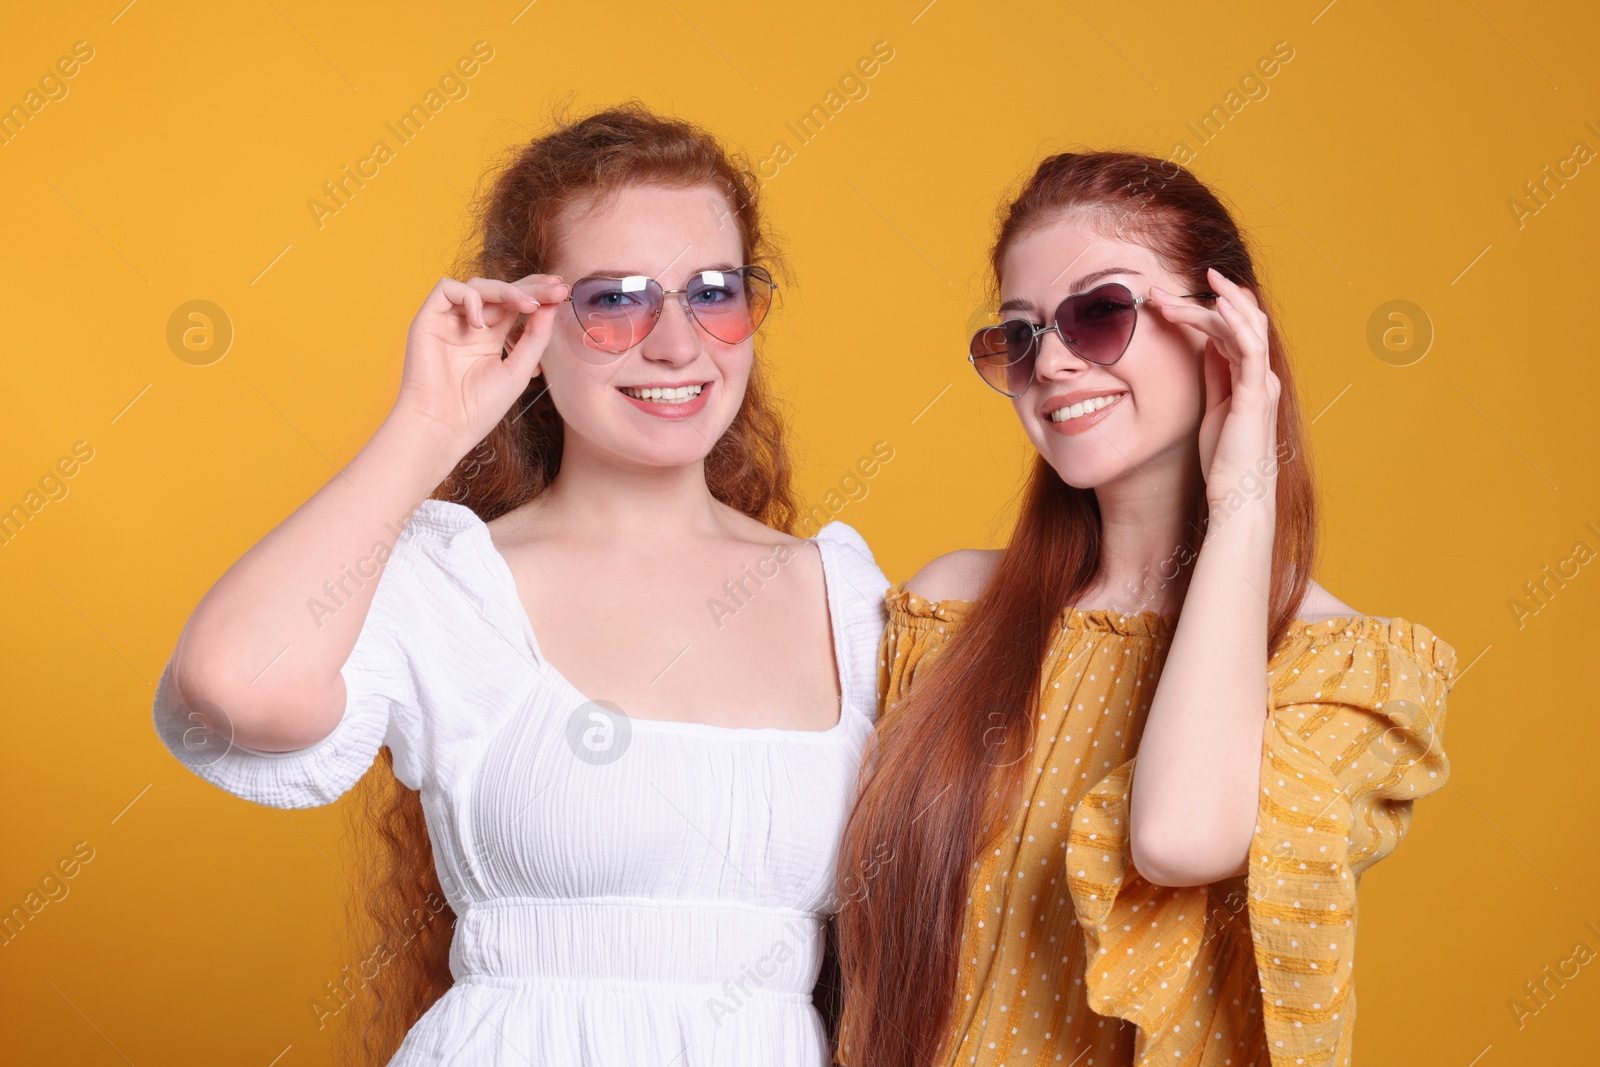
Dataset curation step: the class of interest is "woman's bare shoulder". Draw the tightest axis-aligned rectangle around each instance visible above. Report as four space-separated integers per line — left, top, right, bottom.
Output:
905 548 1003 604
721 504 811 548
1296 579 1388 625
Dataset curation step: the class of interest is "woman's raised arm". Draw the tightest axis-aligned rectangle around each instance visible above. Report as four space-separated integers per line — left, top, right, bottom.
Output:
1128 269 1281 886
167 274 566 752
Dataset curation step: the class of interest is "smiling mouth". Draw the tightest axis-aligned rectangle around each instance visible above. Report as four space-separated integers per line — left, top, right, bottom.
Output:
1048 391 1126 423
618 384 705 404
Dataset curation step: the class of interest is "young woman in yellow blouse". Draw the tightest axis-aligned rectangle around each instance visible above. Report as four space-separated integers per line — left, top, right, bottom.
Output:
834 153 1457 1067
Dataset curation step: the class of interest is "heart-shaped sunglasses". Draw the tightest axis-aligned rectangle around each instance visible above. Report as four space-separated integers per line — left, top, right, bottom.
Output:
968 281 1216 398
504 266 778 364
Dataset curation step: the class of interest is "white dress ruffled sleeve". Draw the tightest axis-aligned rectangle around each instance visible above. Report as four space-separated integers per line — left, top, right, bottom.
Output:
150 516 429 808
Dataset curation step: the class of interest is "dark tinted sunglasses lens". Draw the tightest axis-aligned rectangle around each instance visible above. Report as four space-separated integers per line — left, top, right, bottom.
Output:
969 323 1034 396
1058 283 1138 364
570 276 661 353
1002 319 1042 395
687 267 772 344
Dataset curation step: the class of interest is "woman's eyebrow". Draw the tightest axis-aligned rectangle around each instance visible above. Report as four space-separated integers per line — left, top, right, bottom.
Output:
1067 266 1141 293
998 266 1144 313
578 267 648 279
577 262 742 280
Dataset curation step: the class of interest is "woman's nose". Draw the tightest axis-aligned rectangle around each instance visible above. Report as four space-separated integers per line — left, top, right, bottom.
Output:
1033 328 1090 380
641 296 701 362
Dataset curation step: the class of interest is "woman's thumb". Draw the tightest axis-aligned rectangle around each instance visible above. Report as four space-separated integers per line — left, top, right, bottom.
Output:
502 304 557 383
1203 343 1232 412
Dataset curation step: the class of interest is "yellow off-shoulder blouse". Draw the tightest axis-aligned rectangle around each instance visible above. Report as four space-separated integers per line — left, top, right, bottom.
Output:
870 582 1457 1067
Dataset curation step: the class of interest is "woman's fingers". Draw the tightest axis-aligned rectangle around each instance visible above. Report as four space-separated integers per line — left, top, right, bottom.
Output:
1203 267 1256 309
519 280 570 300
500 302 559 380
439 279 489 329
468 277 568 325
509 274 570 307
500 276 570 304
1205 269 1267 349
400 275 571 451
1153 270 1280 499
1149 290 1245 368
1157 271 1269 378
1210 293 1273 401
442 277 569 333
1211 296 1257 364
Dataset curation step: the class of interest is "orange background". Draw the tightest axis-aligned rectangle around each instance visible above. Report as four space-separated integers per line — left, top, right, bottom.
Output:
2 1 1595 1063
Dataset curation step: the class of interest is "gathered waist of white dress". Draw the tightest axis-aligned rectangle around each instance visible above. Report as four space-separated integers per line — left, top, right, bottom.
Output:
451 896 828 1002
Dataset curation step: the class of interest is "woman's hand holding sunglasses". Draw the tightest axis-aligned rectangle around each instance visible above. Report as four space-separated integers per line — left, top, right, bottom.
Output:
393 273 570 456
1148 267 1281 514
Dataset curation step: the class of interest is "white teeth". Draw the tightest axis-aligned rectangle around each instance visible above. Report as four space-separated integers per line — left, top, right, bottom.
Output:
622 384 703 403
1048 392 1124 423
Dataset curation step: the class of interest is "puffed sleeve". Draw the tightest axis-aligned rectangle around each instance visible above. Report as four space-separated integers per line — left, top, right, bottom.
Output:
812 522 891 723
877 582 972 721
151 528 429 809
1065 616 1458 1066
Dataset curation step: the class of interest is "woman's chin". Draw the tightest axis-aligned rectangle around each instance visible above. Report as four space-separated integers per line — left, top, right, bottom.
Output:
608 434 731 472
1040 446 1127 491
1049 466 1104 491
620 445 721 471
568 410 739 468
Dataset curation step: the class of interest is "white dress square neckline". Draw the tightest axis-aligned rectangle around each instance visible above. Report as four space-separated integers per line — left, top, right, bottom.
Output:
444 498 856 741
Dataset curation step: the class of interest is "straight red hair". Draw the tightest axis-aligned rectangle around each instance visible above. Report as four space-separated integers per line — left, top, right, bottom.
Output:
834 151 1317 1067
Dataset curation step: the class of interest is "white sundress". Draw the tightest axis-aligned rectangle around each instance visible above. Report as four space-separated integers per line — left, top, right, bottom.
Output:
151 498 891 1066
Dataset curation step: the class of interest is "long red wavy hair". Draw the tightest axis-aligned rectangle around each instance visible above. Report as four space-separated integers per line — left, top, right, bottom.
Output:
330 101 805 1066
833 151 1318 1067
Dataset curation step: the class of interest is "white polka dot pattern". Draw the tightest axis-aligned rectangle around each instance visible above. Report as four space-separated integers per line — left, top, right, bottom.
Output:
863 583 1457 1067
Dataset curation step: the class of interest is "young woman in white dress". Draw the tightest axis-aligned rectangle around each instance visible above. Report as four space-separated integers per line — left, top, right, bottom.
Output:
152 104 889 1066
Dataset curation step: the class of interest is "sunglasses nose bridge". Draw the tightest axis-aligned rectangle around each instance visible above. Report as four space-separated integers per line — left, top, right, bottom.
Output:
1032 323 1092 377
638 287 703 357
666 287 692 319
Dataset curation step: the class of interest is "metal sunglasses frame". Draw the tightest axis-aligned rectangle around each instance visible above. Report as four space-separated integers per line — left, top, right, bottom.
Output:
967 281 1217 398
563 265 778 358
